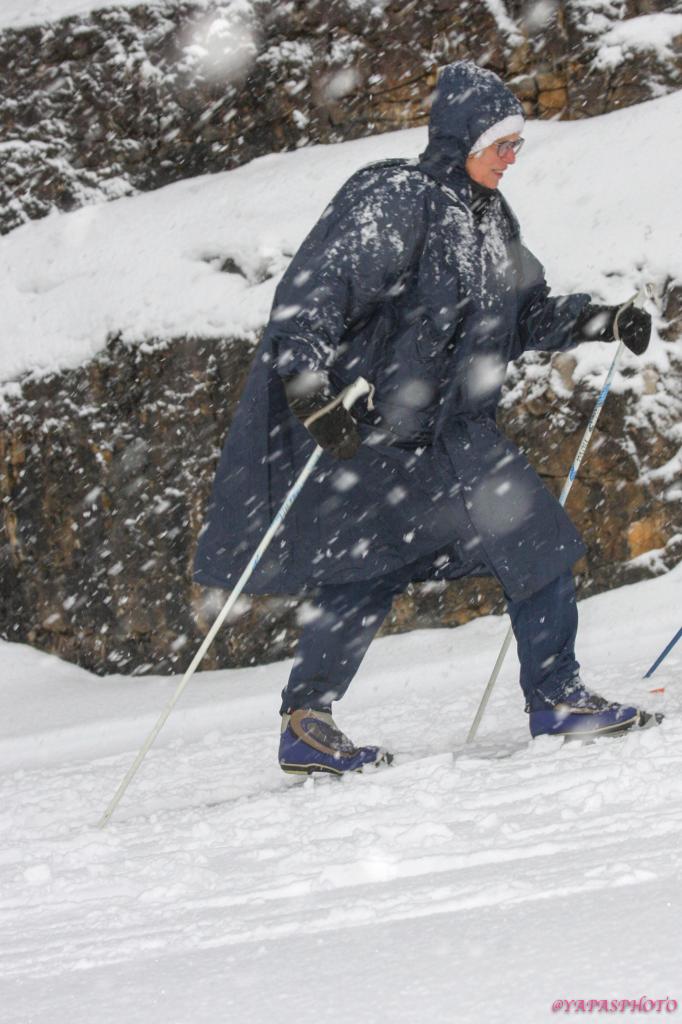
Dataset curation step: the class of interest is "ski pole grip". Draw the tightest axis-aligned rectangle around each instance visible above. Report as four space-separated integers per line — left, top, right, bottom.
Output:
341 376 374 411
633 282 655 310
614 282 654 342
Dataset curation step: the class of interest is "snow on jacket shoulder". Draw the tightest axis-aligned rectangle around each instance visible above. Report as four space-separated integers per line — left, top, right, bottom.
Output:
267 159 432 380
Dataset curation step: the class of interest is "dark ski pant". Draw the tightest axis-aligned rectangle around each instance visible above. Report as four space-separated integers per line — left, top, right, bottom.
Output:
280 560 580 715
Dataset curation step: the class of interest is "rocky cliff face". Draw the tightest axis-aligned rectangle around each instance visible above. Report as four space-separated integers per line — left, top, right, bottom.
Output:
2 0 681 234
1 0 681 675
2 302 681 675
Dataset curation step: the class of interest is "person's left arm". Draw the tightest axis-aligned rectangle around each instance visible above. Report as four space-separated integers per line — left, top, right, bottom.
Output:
511 240 591 357
507 210 651 359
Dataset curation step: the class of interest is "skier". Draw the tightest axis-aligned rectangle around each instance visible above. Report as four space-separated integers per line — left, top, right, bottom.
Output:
194 61 655 774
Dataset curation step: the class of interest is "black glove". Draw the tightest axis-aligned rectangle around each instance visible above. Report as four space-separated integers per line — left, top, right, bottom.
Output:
283 373 361 460
572 303 652 356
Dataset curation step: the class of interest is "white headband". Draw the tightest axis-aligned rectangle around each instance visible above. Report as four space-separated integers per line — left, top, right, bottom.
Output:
469 114 525 155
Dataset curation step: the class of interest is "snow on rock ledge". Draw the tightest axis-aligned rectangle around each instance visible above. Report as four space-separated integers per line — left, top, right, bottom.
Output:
2 93 682 389
1 0 681 234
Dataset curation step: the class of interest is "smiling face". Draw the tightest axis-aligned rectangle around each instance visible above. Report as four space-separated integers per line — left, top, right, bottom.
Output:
465 132 521 189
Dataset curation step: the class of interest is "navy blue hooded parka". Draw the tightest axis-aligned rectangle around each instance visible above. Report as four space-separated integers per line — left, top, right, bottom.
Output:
194 62 591 602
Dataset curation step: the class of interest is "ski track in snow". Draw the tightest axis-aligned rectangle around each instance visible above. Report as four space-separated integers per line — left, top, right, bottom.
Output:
2 570 682 1022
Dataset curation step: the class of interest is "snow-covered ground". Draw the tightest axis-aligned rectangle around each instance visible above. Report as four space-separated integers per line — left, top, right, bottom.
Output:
2 89 681 398
2 565 682 1022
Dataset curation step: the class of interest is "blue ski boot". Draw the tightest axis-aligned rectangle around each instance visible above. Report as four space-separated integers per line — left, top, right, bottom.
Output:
279 709 392 775
529 679 663 740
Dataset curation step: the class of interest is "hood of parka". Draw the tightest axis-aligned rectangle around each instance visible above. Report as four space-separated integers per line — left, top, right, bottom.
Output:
418 61 524 196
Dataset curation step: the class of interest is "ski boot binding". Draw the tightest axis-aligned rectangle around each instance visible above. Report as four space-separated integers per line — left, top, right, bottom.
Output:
279 709 392 775
529 680 664 741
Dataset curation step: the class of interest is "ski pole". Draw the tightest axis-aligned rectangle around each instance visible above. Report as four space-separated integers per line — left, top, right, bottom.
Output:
465 284 654 744
98 376 374 828
644 626 682 679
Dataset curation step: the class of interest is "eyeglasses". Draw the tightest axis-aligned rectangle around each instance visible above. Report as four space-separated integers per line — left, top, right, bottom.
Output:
495 138 525 157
